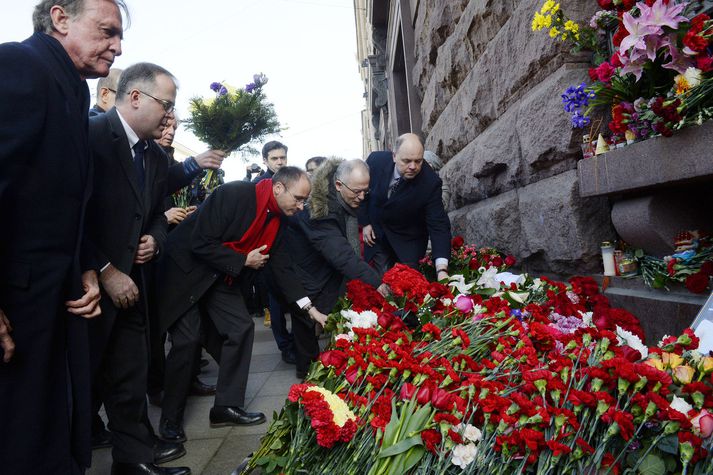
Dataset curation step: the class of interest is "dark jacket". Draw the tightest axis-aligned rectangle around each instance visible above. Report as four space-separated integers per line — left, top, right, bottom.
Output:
86 108 168 346
0 32 94 472
286 159 381 313
359 151 451 265
156 180 306 332
252 167 274 183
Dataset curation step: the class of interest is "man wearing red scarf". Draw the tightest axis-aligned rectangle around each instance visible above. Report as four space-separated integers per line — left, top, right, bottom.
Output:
154 167 328 442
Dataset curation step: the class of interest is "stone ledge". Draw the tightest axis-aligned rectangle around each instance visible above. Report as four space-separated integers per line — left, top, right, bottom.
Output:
577 121 713 198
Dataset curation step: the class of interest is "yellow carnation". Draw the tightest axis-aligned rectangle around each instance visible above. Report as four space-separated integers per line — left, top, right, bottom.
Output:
306 386 356 428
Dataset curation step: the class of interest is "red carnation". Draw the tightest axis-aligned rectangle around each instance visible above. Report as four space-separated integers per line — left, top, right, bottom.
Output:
421 429 441 453
686 272 709 294
451 236 464 250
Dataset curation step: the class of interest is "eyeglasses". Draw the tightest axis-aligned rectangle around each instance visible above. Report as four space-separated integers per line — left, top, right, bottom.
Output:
136 90 175 113
338 180 370 197
281 184 307 205
107 88 117 94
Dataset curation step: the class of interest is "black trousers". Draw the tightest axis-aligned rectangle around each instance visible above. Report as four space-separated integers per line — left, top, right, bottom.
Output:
97 301 155 463
290 305 320 375
162 279 254 424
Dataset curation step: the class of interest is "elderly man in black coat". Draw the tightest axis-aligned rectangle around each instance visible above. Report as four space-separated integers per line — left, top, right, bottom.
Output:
156 167 329 443
360 133 452 281
284 158 389 378
0 1 124 473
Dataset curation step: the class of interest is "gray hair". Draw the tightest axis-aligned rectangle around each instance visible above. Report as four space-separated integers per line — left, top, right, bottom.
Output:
334 159 369 183
96 67 122 96
115 62 178 103
33 0 130 34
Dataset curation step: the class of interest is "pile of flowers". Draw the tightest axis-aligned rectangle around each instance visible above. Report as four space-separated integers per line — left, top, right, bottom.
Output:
639 231 713 293
533 0 713 142
243 237 713 474
183 74 280 191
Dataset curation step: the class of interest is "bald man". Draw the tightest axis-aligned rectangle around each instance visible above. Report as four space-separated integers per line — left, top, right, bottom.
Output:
89 67 122 116
359 133 451 280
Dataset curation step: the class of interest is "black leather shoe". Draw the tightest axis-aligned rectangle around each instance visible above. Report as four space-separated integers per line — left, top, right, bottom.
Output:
92 427 112 449
111 462 191 475
159 418 187 443
154 439 186 464
209 406 266 427
281 351 296 365
189 377 216 396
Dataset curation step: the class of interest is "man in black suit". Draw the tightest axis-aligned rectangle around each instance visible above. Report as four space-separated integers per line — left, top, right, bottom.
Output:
156 167 329 442
0 1 124 473
86 62 189 475
285 159 388 377
360 133 452 280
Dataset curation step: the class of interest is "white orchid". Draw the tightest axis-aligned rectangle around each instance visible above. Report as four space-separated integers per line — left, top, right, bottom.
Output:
475 267 501 289
448 274 475 294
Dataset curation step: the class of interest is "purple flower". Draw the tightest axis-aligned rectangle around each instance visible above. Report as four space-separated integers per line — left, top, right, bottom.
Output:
218 86 228 96
245 83 256 93
210 82 222 92
571 111 591 129
562 83 594 113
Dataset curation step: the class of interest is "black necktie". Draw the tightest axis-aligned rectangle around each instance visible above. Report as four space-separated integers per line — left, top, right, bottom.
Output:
132 140 146 189
388 177 402 199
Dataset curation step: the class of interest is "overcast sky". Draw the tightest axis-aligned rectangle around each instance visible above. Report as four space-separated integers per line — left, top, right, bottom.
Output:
2 0 365 181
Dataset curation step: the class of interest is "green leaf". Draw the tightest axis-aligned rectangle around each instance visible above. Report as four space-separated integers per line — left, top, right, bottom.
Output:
269 438 283 451
656 435 679 455
637 453 666 475
397 446 427 475
377 435 423 458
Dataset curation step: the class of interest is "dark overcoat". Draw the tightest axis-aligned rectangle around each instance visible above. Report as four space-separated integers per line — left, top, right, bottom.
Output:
285 159 381 313
85 108 168 362
0 32 94 473
359 151 451 265
156 180 305 333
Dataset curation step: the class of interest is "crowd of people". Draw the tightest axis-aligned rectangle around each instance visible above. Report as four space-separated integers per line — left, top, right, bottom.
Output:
0 1 452 474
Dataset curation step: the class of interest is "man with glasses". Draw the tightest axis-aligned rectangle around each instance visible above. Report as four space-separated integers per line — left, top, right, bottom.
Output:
85 62 190 475
283 159 388 378
155 167 328 441
90 67 122 117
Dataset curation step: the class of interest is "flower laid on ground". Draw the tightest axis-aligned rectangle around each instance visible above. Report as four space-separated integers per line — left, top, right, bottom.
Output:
243 236 713 475
639 231 713 293
534 1 713 143
184 74 280 191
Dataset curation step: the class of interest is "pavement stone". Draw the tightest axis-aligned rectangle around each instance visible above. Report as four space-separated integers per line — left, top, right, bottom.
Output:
88 316 295 475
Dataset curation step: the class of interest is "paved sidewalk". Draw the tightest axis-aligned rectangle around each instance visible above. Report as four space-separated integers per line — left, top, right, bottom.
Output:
89 317 300 475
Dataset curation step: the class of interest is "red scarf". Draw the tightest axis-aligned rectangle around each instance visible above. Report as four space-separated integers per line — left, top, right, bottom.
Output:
223 179 281 255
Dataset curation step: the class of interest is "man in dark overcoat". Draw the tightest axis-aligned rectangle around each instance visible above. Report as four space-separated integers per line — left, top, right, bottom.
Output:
284 159 388 377
0 1 124 473
86 62 189 475
156 167 329 442
360 133 452 281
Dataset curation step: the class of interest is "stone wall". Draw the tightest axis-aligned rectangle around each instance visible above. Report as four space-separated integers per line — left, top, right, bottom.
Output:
412 0 612 274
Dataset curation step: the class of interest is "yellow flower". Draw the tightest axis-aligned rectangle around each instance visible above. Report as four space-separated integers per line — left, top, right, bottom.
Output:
674 74 691 95
662 352 685 369
305 386 356 428
549 27 560 38
700 356 713 374
646 358 665 371
673 365 696 385
564 20 579 34
541 0 559 14
531 12 552 31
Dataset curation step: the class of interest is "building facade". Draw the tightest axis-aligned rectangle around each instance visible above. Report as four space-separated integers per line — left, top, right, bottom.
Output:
354 0 614 275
